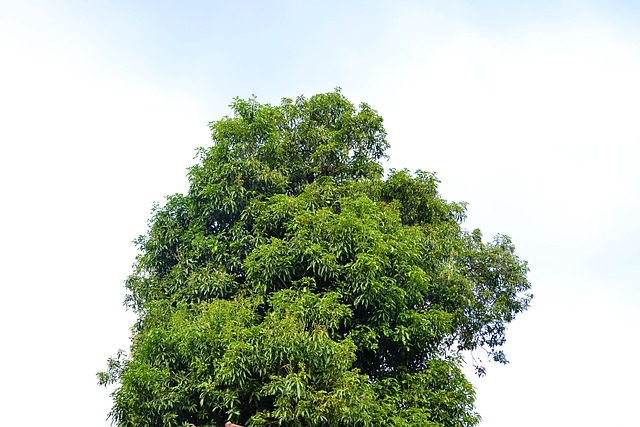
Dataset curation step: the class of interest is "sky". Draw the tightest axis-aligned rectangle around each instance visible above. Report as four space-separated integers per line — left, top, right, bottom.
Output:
1 0 639 425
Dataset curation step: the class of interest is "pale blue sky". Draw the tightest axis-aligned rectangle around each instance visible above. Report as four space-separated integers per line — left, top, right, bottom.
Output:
1 1 638 426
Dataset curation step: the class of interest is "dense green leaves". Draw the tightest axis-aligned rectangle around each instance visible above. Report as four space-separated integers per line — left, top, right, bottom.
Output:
101 90 531 427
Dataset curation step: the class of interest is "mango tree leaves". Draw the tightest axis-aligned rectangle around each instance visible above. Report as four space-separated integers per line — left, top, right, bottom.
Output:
100 90 530 427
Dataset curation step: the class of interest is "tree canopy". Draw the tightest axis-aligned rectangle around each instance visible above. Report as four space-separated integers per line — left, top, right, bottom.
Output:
99 90 531 427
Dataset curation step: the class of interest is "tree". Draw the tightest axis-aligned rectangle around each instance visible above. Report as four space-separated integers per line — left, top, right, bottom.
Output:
99 90 531 427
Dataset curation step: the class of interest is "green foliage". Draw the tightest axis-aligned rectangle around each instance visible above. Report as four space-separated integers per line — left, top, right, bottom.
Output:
101 90 531 427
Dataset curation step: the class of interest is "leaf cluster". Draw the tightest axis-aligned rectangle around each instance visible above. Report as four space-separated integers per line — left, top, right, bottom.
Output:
101 90 531 427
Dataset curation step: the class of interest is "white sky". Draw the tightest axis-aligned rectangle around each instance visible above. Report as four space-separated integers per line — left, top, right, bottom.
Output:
1 1 638 425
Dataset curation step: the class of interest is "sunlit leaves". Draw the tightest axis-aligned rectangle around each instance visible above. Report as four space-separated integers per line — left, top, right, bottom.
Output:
101 90 530 427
